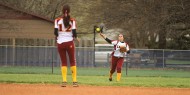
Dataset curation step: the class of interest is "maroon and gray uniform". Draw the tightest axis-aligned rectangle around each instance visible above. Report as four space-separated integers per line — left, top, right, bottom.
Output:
104 38 129 74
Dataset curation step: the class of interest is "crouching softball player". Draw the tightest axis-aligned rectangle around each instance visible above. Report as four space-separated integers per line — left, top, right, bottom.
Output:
100 33 129 81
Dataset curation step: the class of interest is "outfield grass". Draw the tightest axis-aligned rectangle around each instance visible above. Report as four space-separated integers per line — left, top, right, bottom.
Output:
0 66 190 77
0 66 190 88
166 59 190 64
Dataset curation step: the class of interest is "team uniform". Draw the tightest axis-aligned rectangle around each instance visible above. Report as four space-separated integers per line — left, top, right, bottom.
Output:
54 17 78 86
105 38 129 81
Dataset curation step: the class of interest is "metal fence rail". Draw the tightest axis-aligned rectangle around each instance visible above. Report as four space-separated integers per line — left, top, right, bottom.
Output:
102 49 190 69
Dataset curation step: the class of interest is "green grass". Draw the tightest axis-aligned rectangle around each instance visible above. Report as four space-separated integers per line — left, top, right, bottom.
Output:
0 66 58 74
0 66 190 88
166 59 190 64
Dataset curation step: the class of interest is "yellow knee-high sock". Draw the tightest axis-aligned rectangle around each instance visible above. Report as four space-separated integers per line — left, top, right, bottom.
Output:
117 73 121 82
71 66 77 82
61 66 67 82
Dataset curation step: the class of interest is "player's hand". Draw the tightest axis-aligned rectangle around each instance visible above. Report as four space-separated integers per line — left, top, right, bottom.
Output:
100 33 106 39
74 37 80 43
76 37 80 43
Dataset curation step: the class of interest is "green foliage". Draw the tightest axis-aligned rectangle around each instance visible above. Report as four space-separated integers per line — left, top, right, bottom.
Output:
1 0 190 49
167 34 190 50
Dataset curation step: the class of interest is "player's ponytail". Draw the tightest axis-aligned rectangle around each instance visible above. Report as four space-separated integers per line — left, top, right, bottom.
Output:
62 5 71 28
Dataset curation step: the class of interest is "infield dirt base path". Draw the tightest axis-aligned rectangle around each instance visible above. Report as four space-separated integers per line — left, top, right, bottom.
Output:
1 83 190 95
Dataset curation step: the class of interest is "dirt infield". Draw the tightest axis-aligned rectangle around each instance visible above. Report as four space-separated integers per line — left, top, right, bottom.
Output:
1 83 190 95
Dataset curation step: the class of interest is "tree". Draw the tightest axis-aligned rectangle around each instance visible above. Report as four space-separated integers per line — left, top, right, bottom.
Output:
1 0 189 49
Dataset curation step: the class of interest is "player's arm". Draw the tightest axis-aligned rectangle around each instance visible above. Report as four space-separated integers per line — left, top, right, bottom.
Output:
54 19 58 37
72 19 80 42
72 29 80 42
54 28 58 37
105 38 112 44
100 33 112 44
72 29 77 38
126 43 130 54
72 19 77 38
126 44 129 51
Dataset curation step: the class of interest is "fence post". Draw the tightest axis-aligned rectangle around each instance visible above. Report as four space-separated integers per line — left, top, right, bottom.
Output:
107 53 110 67
52 47 54 74
163 49 165 68
126 56 129 76
5 45 8 66
12 38 15 66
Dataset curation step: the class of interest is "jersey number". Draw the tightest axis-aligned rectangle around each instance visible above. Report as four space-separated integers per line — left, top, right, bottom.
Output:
59 24 72 32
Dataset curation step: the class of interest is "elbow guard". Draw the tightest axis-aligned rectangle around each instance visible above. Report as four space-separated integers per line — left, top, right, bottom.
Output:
54 28 58 37
72 29 77 38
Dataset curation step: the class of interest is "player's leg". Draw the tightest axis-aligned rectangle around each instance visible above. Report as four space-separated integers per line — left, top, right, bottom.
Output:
67 41 78 87
116 58 124 81
58 43 67 87
109 56 118 81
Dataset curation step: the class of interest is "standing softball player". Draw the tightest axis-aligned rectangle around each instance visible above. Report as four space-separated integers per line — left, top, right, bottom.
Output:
100 33 129 81
54 5 79 87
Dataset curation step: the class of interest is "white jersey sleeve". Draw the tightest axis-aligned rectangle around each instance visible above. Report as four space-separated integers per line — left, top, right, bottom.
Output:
71 20 76 29
126 44 129 51
54 19 58 28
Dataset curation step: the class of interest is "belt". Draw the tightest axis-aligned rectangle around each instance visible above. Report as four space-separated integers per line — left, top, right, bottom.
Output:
114 56 123 58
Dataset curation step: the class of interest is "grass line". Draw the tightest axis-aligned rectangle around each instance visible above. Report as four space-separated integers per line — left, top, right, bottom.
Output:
0 66 190 88
0 73 190 88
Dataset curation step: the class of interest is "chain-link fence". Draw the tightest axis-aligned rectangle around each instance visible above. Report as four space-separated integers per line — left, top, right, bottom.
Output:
96 48 190 69
0 45 95 67
0 45 190 69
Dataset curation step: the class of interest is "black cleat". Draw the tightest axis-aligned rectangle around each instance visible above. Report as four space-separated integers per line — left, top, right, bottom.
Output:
61 82 67 87
109 78 112 81
73 82 79 87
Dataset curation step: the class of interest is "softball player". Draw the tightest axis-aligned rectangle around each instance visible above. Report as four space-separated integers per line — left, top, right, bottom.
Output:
54 5 79 87
100 33 129 81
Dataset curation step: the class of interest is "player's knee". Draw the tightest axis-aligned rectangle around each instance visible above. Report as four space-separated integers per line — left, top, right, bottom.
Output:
62 63 67 66
70 59 76 66
110 69 115 74
117 67 121 73
70 62 76 66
